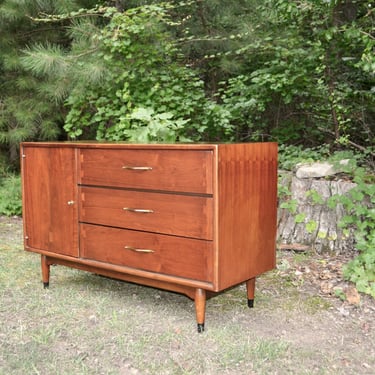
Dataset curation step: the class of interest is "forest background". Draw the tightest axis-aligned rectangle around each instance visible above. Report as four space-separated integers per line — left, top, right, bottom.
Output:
0 0 374 297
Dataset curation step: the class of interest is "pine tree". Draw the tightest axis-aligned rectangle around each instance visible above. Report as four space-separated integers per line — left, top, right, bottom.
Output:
0 0 100 170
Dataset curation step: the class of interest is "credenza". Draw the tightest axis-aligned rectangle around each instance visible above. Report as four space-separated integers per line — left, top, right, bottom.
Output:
21 142 277 332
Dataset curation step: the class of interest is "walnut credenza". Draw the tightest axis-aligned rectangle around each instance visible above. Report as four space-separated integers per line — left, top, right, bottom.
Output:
21 142 277 332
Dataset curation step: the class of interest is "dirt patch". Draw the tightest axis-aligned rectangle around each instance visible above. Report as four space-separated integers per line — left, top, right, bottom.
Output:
0 215 374 374
255 250 375 373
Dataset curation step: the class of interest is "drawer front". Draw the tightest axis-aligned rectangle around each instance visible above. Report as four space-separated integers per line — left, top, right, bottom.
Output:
80 187 213 240
80 224 213 282
79 149 213 194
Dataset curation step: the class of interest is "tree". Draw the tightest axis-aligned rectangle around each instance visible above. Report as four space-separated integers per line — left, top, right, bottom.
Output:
22 3 233 142
217 0 375 149
1 0 373 164
0 0 100 169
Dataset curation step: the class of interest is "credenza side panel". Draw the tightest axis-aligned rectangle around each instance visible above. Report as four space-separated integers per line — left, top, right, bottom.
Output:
21 145 79 257
216 143 278 290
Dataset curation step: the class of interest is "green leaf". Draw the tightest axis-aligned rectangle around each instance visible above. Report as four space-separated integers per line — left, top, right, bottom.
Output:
295 213 306 223
306 220 318 234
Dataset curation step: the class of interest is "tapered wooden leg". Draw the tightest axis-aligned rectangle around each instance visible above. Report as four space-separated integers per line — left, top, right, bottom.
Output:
246 278 256 308
195 288 206 333
41 255 50 288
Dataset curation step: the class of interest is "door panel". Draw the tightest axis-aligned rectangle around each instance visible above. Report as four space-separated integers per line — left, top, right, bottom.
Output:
22 146 78 257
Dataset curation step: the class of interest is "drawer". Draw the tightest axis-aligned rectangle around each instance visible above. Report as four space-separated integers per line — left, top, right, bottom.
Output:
79 149 213 194
80 224 213 282
80 187 213 240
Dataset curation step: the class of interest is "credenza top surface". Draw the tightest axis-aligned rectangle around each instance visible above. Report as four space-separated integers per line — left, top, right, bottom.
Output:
21 141 277 150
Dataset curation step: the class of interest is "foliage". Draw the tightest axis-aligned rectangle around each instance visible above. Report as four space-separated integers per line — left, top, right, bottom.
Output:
278 144 331 170
21 3 233 142
328 166 375 298
278 143 374 172
0 174 22 216
2 0 374 151
116 107 189 143
216 0 375 146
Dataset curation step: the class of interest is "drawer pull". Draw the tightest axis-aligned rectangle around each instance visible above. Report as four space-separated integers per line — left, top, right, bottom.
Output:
124 246 155 254
122 166 153 171
123 207 154 214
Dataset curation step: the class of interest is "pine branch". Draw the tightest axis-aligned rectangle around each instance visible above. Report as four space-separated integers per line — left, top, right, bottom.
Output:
21 43 68 77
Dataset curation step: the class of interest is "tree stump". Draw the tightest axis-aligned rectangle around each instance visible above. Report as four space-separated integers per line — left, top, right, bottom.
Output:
278 172 357 254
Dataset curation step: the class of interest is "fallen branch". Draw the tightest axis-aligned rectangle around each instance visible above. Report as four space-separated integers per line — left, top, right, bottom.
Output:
318 127 375 158
277 243 310 252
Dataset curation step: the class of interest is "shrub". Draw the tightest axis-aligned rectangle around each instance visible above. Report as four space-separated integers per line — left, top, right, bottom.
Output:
0 174 22 216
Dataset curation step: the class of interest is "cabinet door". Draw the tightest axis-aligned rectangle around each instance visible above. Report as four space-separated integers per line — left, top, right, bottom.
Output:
22 146 78 257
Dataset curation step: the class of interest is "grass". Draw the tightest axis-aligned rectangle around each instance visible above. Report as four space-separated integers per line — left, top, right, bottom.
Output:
0 238 291 375
1 217 374 374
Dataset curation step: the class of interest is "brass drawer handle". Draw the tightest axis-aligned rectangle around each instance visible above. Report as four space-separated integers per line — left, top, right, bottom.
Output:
124 246 155 254
123 207 154 214
122 166 153 171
